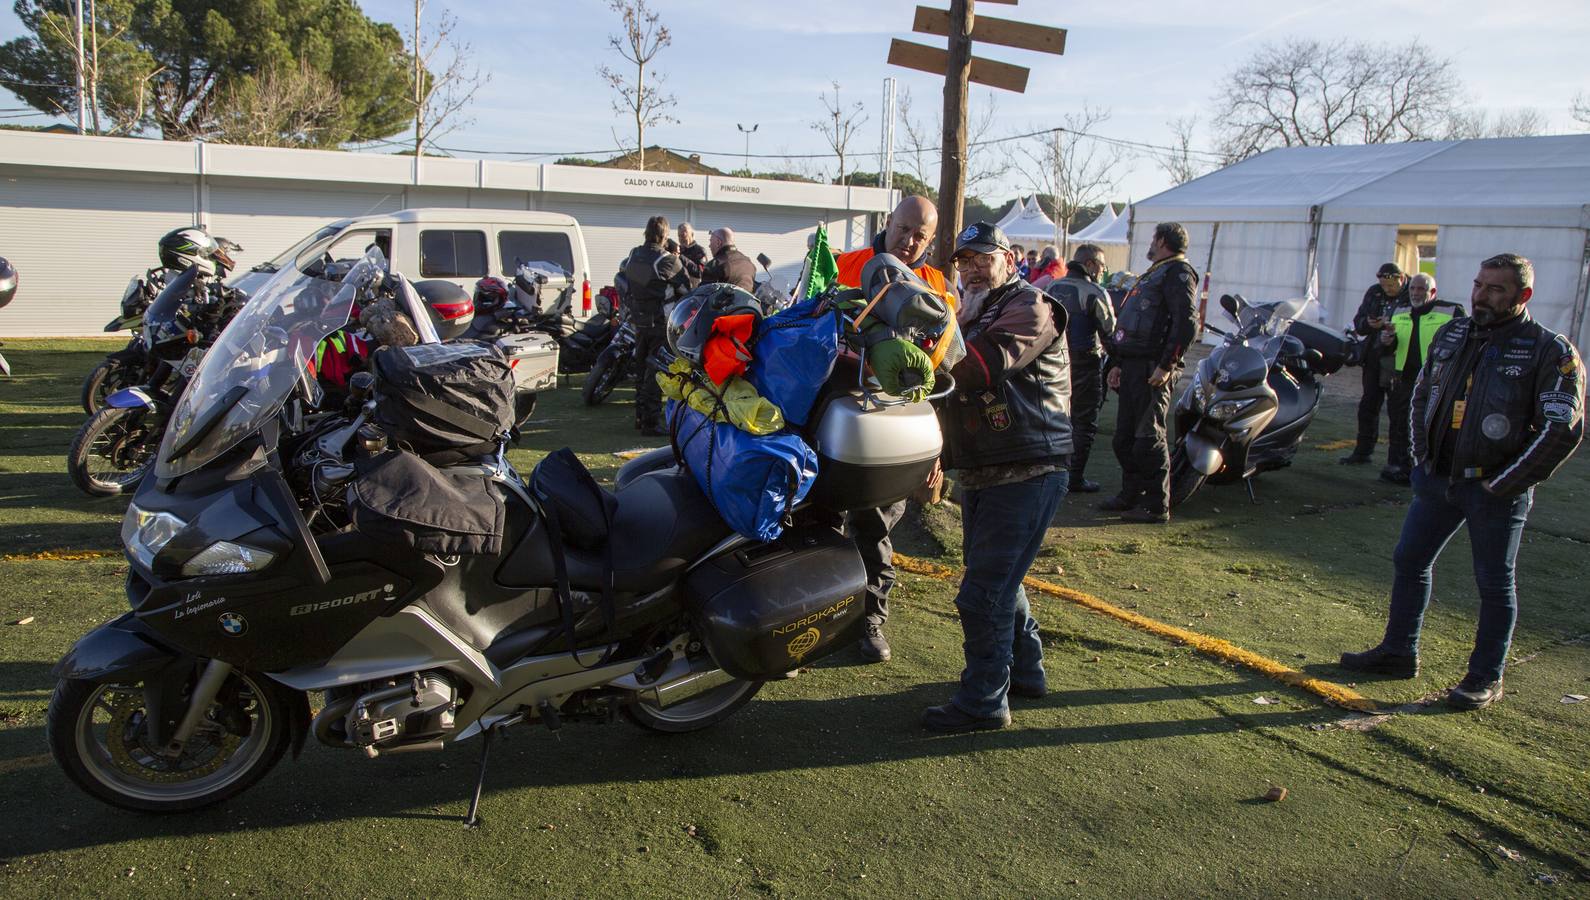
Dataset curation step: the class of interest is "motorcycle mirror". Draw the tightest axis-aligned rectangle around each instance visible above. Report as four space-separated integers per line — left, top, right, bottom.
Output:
756 253 773 270
1219 294 1240 315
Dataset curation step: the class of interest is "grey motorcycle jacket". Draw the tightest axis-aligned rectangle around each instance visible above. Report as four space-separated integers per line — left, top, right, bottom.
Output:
940 277 1073 470
1111 254 1198 370
620 242 693 325
1046 261 1115 362
1412 309 1584 496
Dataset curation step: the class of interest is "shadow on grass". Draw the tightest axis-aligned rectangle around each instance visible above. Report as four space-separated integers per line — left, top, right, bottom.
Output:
0 678 1325 856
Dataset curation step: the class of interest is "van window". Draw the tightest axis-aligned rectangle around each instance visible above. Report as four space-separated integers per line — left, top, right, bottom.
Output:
421 230 488 278
499 230 575 278
326 229 392 265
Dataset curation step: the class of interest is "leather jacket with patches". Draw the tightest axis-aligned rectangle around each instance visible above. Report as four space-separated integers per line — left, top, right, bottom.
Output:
1411 310 1584 496
1110 254 1198 370
1046 261 1116 363
939 277 1073 471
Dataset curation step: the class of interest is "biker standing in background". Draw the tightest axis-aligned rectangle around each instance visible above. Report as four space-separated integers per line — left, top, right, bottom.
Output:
620 216 696 437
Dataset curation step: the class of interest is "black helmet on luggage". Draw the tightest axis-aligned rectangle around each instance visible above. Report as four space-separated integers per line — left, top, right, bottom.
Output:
0 257 15 309
413 279 477 340
157 227 220 274
666 283 763 365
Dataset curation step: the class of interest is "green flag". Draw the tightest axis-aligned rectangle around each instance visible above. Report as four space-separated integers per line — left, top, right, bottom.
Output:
796 225 840 300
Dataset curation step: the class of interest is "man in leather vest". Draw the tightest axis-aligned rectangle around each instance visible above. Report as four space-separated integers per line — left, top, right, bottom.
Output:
1340 254 1584 710
1045 243 1116 493
833 194 952 665
1100 222 1198 522
621 215 696 436
703 227 757 293
1343 263 1409 465
1379 273 1465 484
924 221 1072 733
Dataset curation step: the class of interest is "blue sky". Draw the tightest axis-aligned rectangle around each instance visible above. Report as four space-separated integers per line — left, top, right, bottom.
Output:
5 0 1587 205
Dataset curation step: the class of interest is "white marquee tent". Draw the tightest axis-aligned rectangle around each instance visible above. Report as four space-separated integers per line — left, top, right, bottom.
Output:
1071 202 1117 241
1127 135 1590 346
999 196 1062 248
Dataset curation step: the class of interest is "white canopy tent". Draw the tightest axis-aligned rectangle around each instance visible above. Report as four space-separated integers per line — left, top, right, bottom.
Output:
1127 135 1590 347
993 195 1030 231
1071 202 1117 241
1000 196 1063 249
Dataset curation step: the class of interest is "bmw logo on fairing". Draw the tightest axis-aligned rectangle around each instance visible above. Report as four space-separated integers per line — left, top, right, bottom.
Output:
218 612 247 636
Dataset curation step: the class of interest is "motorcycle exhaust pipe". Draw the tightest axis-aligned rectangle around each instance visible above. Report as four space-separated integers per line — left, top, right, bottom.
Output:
644 665 737 708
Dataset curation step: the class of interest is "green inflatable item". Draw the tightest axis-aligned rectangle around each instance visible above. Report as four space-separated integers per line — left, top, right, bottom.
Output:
869 337 935 402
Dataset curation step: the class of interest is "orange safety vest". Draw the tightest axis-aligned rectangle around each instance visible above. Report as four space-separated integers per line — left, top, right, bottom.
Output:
834 247 954 303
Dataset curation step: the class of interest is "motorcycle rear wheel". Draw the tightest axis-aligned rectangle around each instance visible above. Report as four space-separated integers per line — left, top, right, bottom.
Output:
46 672 292 813
1168 444 1208 509
622 676 761 734
80 359 140 415
68 406 157 497
582 349 624 406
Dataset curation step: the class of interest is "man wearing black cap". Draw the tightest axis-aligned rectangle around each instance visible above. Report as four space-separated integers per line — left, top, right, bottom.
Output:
1100 222 1199 523
1342 263 1409 465
925 221 1073 733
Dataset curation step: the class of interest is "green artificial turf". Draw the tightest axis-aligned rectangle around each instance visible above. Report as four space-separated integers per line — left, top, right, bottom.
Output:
0 339 1585 897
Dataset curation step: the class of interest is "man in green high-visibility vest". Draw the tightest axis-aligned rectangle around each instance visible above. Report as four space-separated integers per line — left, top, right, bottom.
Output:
1380 273 1466 484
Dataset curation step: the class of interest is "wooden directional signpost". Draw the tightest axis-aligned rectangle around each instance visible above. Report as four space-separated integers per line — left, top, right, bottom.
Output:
885 0 1068 266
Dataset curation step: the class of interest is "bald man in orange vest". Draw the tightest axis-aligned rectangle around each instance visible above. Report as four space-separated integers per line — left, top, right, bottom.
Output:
833 194 955 665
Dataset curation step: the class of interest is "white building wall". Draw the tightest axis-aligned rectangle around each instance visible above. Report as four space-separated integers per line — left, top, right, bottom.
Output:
0 131 894 336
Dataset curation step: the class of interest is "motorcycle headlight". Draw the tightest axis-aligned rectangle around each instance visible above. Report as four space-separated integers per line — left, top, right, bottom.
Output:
1206 399 1257 421
180 541 276 577
122 505 188 570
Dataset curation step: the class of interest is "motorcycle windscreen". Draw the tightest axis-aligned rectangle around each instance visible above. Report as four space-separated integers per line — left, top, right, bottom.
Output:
154 247 378 479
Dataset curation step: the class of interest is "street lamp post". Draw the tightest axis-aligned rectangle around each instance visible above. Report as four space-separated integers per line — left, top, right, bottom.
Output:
736 123 758 174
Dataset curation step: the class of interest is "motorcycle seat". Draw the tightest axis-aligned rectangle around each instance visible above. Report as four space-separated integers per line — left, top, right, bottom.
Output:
498 464 732 595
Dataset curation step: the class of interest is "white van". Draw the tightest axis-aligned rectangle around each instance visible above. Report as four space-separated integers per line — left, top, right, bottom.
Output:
231 208 596 315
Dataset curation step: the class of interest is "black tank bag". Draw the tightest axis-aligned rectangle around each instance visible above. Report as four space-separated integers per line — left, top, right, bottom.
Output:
372 341 516 465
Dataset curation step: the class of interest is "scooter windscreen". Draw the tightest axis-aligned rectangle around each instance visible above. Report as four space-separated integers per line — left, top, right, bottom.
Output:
155 245 382 479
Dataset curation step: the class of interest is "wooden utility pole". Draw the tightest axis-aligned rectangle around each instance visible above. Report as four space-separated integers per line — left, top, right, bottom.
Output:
886 1 1067 268
936 0 973 268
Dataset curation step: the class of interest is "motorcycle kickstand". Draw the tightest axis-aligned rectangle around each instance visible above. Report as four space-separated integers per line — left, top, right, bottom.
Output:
1244 478 1258 504
463 727 497 829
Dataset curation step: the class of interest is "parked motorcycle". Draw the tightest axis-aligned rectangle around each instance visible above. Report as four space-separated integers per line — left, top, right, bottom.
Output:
462 272 561 428
0 257 15 376
66 267 245 497
478 263 615 377
1168 293 1348 507
45 244 940 822
580 303 643 406
81 268 169 413
752 253 791 314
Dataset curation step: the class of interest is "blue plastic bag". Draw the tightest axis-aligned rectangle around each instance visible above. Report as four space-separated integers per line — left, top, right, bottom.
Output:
668 401 818 542
747 296 840 426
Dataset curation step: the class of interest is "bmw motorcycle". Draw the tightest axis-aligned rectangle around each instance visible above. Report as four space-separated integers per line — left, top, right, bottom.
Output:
66 268 245 497
580 302 643 406
45 244 941 823
1168 293 1348 507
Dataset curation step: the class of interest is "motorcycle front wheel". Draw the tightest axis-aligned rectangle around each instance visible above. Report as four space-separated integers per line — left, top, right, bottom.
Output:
68 406 159 497
1168 443 1209 509
46 671 292 813
80 359 140 414
622 676 762 734
581 349 624 406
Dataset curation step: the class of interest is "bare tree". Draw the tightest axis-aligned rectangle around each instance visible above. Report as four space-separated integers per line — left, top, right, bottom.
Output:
1010 106 1129 256
208 62 348 148
811 81 867 184
1572 91 1590 130
1212 39 1461 162
598 0 676 171
896 86 1007 197
1443 107 1548 140
405 0 489 157
1155 115 1208 185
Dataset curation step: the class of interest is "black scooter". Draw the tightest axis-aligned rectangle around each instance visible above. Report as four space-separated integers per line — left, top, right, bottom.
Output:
1168 293 1349 507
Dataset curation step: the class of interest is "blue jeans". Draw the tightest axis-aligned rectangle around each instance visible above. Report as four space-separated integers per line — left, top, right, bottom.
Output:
1382 465 1533 682
951 469 1070 717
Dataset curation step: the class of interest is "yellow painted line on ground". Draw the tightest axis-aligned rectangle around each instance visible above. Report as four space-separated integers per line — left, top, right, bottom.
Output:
894 554 1377 712
3 549 117 561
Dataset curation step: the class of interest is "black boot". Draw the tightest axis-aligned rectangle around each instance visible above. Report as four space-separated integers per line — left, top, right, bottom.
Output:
857 621 891 663
1447 673 1504 710
921 703 1010 734
1338 645 1419 678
